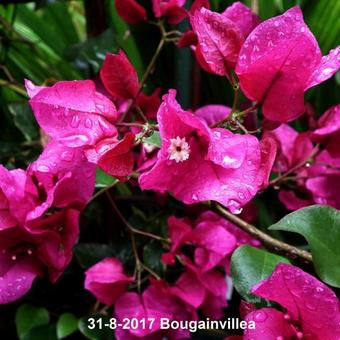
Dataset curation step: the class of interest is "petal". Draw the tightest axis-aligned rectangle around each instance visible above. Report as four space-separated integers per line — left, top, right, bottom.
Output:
29 80 117 147
244 308 296 339
169 271 206 308
100 50 139 99
24 79 46 98
85 257 133 305
195 104 231 126
85 132 135 178
278 190 312 210
313 104 340 137
236 7 321 123
306 175 340 209
190 8 244 76
252 263 340 337
29 140 96 209
0 254 39 304
194 221 236 272
115 0 147 24
222 1 260 37
305 46 340 90
167 216 193 253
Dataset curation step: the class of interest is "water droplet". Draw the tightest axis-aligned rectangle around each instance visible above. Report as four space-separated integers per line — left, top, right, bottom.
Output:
192 194 198 201
254 310 268 322
70 115 80 128
85 118 93 128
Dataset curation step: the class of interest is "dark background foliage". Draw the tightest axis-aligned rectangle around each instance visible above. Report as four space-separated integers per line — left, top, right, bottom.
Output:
0 0 339 339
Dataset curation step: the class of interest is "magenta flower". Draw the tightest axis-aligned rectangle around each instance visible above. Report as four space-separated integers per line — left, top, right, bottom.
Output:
0 139 95 304
84 257 133 305
100 50 161 120
305 150 340 209
115 0 147 24
162 215 237 272
236 6 340 123
26 79 135 178
152 0 187 25
264 124 314 173
312 104 340 157
115 282 196 339
139 90 276 213
190 3 259 77
241 263 340 339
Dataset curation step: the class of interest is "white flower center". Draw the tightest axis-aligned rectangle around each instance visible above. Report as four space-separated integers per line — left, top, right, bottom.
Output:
168 136 190 163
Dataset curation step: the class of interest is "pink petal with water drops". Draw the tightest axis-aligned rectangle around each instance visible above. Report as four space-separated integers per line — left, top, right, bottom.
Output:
222 1 260 38
190 7 244 76
305 46 340 90
0 254 40 304
0 166 35 226
29 140 96 210
244 308 296 339
28 80 117 147
236 7 322 123
252 263 340 338
139 90 275 214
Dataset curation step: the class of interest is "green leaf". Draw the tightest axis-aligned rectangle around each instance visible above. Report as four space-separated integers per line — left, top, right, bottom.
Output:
16 304 50 340
269 205 340 287
23 324 57 340
74 243 116 268
95 168 117 188
56 313 78 339
143 131 161 148
143 241 164 275
231 245 290 303
8 103 39 141
78 315 112 340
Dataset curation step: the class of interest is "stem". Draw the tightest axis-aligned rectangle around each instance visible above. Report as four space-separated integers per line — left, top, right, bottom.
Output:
269 146 319 187
0 79 27 96
88 180 119 204
213 203 312 263
105 193 165 282
210 104 258 128
138 38 165 96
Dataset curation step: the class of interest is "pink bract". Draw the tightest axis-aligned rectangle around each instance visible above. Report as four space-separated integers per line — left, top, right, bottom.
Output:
244 263 340 339
222 1 260 38
236 7 340 123
139 90 276 214
26 79 117 147
190 7 244 76
152 0 187 25
100 51 139 100
85 257 133 305
115 0 147 24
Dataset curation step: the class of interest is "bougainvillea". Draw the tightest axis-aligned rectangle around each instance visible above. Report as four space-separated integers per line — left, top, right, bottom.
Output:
0 1 339 339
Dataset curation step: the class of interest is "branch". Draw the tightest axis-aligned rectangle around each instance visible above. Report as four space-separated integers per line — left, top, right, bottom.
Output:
212 203 312 263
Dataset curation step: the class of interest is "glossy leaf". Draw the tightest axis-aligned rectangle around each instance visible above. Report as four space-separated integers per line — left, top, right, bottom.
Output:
16 304 50 340
56 313 78 339
270 205 340 287
230 245 290 303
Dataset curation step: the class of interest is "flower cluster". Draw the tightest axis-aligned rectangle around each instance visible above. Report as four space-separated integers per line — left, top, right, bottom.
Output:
1 1 340 340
